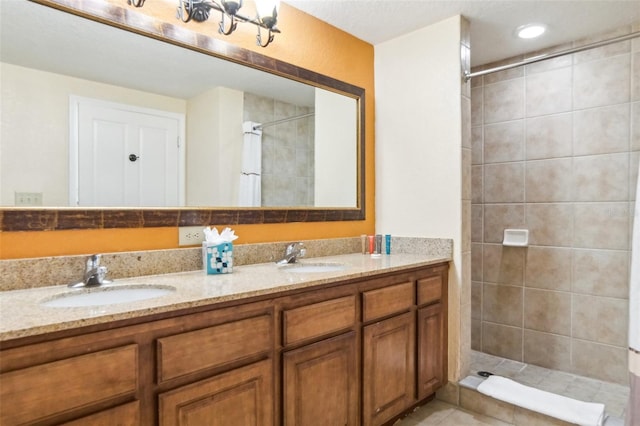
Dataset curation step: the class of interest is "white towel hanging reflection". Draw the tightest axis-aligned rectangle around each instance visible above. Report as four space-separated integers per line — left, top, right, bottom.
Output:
239 121 262 207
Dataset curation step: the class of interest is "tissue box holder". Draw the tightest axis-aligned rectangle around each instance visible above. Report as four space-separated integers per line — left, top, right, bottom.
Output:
204 242 233 274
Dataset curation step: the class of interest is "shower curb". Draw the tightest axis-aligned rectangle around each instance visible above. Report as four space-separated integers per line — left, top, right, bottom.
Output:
456 375 623 426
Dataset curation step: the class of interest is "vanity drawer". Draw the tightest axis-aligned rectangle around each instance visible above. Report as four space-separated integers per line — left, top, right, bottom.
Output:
157 314 272 383
417 267 446 306
362 281 414 322
0 344 138 425
283 295 356 346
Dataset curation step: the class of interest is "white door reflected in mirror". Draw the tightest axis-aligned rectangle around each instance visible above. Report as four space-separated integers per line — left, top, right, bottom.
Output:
71 97 185 207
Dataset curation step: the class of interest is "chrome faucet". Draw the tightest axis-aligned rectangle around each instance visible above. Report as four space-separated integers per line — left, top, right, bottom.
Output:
69 254 111 288
276 242 306 265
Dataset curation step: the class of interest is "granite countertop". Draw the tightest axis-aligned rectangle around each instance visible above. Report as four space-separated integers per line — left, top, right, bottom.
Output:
0 253 450 342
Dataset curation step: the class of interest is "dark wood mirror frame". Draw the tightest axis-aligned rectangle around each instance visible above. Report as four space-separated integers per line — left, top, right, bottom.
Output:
0 0 365 232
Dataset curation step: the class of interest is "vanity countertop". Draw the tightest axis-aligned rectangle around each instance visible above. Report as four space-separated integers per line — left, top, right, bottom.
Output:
0 253 450 342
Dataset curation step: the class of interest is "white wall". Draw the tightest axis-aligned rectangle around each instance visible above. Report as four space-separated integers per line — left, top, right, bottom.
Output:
186 87 243 206
0 62 186 206
375 15 463 380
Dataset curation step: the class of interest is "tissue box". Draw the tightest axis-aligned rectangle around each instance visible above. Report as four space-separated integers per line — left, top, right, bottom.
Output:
203 242 234 274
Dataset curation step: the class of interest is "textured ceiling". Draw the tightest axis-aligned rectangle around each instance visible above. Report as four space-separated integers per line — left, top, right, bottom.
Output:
2 1 638 101
286 0 640 66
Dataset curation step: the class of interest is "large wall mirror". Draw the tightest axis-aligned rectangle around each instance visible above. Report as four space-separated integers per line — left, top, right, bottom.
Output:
0 0 365 231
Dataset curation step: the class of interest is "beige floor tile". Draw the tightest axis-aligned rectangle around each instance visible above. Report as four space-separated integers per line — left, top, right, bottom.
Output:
438 409 513 426
396 401 514 426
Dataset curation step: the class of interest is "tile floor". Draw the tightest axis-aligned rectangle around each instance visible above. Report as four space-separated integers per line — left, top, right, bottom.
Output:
398 400 513 426
397 350 630 425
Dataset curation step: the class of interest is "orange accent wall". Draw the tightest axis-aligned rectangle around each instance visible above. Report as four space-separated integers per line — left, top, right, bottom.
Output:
0 3 375 260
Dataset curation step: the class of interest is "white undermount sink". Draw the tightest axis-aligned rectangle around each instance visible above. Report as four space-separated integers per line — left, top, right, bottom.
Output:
281 262 347 273
41 284 176 308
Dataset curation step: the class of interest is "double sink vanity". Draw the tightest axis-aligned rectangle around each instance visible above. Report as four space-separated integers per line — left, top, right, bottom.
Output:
0 252 450 425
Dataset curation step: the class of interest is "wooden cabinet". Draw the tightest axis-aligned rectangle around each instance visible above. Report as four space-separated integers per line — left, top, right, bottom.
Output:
0 344 139 425
416 265 448 400
283 332 358 425
281 293 359 425
418 303 445 399
158 359 273 426
363 312 415 426
0 261 448 425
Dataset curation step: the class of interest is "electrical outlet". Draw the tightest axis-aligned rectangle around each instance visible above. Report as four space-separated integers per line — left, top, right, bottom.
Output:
178 226 206 246
15 192 43 206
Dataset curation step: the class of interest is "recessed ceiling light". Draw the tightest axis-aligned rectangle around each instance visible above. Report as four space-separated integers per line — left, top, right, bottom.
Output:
516 24 547 39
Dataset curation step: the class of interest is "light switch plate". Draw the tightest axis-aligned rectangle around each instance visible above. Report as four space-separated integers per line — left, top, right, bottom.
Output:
178 226 206 246
15 192 43 206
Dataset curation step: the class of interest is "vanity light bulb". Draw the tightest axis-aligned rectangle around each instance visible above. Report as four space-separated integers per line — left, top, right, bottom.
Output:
256 0 280 28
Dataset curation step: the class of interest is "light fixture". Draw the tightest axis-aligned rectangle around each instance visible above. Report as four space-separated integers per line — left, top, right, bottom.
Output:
516 23 547 39
127 0 281 47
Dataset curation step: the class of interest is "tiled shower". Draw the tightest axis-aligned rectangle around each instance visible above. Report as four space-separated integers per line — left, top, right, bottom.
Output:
470 24 639 385
243 92 315 207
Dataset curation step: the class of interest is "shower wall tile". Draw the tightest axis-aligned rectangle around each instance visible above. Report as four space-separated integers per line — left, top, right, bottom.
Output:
631 151 639 200
525 113 573 160
471 204 483 242
471 87 483 126
483 121 524 163
524 289 571 336
573 26 632 63
572 249 630 298
482 283 523 326
484 56 524 84
573 202 629 250
472 281 482 320
572 153 629 201
462 148 472 201
483 78 525 124
573 54 631 109
471 319 482 351
525 158 572 202
462 200 471 251
633 52 640 101
472 26 634 384
482 322 523 361
632 102 640 151
525 67 573 117
471 165 483 204
572 339 628 384
526 203 573 247
484 163 524 203
524 43 573 74
573 104 630 156
483 204 526 244
572 294 628 346
472 126 483 165
523 330 572 372
471 74 483 88
471 243 483 281
524 246 572 291
482 244 524 285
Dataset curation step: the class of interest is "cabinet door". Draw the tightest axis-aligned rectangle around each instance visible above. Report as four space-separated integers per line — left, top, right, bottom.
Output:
362 312 415 426
283 332 358 426
158 359 273 426
417 303 445 400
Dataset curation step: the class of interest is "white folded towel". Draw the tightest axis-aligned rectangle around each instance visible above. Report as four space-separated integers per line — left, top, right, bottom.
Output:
476 375 605 426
